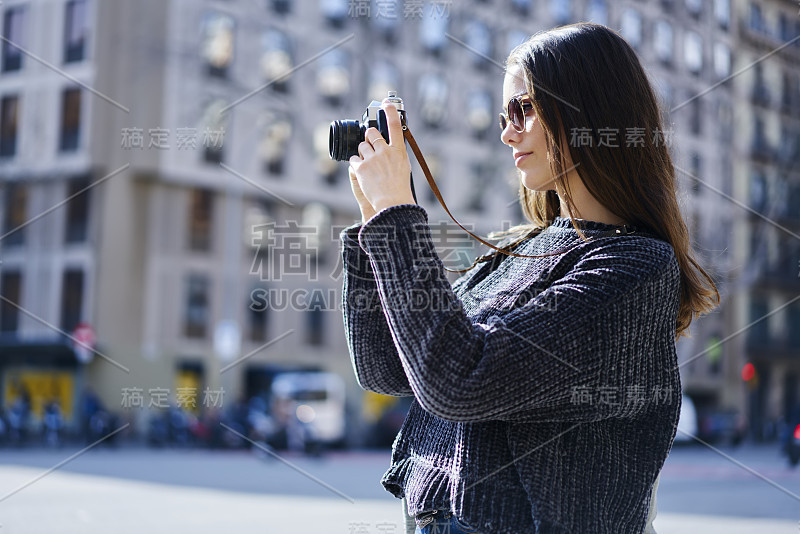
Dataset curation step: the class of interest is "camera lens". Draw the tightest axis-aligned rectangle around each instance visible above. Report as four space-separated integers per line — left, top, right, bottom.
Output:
329 120 363 161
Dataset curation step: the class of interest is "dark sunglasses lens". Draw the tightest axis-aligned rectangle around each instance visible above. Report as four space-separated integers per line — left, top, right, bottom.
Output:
499 113 507 130
509 98 524 131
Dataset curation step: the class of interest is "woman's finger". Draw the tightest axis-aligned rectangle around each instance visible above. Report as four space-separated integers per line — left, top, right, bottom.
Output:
381 102 404 148
357 140 373 159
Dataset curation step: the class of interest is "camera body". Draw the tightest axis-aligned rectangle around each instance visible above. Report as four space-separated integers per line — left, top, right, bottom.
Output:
329 91 407 161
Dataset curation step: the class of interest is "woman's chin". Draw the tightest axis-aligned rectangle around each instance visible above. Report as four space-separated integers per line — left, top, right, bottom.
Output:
521 174 554 192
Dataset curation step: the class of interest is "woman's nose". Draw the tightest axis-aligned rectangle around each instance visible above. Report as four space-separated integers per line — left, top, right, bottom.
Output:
500 122 521 146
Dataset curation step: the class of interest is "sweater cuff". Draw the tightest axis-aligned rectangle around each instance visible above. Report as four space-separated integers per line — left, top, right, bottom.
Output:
358 204 428 252
340 221 375 280
358 204 430 274
340 222 363 248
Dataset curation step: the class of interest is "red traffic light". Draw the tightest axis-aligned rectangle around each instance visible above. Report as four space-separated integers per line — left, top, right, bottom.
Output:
741 363 756 382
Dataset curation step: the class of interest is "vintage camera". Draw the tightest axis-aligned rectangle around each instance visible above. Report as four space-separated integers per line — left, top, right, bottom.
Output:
329 91 407 161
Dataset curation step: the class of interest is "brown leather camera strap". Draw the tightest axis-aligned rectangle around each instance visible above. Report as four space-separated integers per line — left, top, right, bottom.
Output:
401 126 636 273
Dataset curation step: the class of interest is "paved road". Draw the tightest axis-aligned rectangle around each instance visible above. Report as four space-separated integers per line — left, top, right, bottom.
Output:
0 441 797 533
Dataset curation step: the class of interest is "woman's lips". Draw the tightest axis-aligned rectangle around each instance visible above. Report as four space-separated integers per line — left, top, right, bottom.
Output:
514 152 532 166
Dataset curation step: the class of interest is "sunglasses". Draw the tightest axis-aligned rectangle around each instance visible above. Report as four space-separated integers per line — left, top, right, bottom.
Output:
499 95 534 132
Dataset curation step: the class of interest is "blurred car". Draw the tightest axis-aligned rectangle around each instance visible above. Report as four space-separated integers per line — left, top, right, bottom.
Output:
673 394 698 444
698 410 746 446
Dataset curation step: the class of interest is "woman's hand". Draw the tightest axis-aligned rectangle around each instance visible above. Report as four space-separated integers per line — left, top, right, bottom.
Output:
348 101 415 218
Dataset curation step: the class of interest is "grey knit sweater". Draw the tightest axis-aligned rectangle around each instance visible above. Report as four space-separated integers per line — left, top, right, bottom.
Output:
340 204 682 534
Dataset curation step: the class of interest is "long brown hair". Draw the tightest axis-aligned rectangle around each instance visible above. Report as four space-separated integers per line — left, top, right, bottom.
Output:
500 23 718 338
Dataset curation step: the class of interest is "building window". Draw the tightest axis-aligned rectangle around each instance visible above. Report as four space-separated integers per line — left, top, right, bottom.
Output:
684 31 703 74
790 303 800 349
795 21 800 49
716 99 733 143
0 95 19 158
316 49 350 106
620 9 642 50
371 0 399 40
60 88 82 152
467 163 490 212
64 0 88 63
188 188 213 251
749 171 767 212
748 297 769 343
0 271 22 333
65 176 91 243
778 13 791 42
685 0 702 17
690 97 702 135
751 116 772 161
653 20 673 64
464 19 492 69
260 113 291 175
418 72 448 128
248 288 269 343
466 89 493 136
780 72 798 113
60 269 84 333
2 182 27 247
305 289 325 346
689 153 702 193
419 2 449 55
321 0 348 27
2 6 25 72
748 3 764 34
713 0 729 29
713 42 731 79
201 12 235 78
751 63 770 106
272 0 291 15
720 156 732 196
262 29 292 93
201 100 227 164
585 0 608 26
184 274 210 339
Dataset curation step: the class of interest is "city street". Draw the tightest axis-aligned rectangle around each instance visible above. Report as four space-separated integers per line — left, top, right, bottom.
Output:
0 441 797 533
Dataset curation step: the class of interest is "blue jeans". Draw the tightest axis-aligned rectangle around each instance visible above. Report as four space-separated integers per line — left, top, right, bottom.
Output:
414 509 481 534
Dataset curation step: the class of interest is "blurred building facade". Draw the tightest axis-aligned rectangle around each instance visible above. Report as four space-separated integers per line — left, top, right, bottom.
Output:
0 0 798 441
731 0 800 439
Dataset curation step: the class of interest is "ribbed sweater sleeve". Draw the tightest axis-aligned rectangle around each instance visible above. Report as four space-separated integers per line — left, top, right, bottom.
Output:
341 223 414 396
355 204 680 423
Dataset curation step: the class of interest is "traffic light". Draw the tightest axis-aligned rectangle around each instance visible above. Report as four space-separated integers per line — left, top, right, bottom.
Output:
742 362 759 390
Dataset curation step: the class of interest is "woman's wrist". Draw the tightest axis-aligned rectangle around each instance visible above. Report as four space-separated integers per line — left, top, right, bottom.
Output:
371 196 417 214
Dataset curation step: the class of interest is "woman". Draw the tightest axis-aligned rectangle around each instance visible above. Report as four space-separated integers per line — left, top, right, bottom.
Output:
340 23 718 534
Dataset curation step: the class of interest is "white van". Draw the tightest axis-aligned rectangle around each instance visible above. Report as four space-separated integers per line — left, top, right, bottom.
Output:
270 372 346 450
